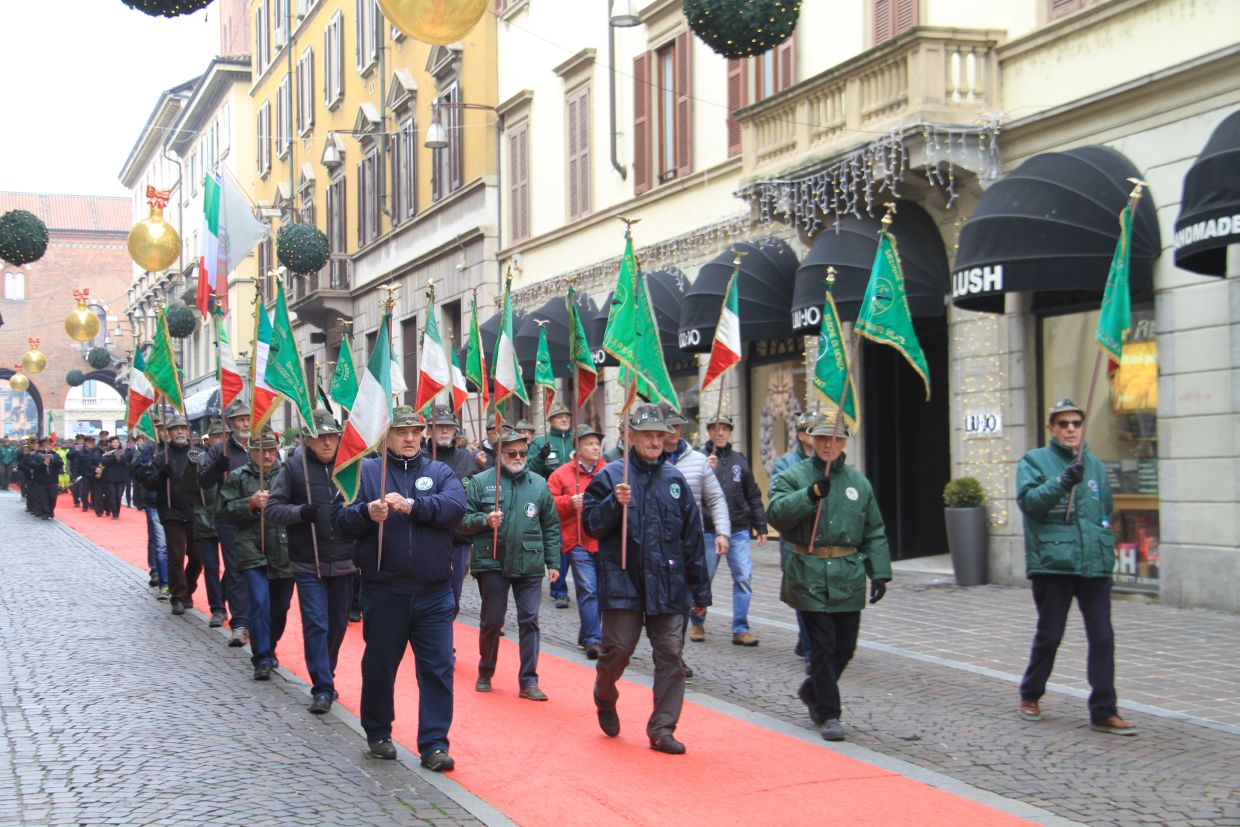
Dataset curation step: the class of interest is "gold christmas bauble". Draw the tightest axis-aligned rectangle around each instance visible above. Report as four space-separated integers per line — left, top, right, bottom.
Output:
8 372 30 393
128 206 181 272
378 0 489 45
65 299 101 343
21 348 46 375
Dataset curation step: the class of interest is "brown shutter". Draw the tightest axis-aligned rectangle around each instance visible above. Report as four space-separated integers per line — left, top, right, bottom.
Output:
567 93 580 219
1048 0 1082 18
873 0 893 44
894 0 919 34
518 125 529 240
726 58 743 158
776 36 796 92
577 86 591 216
508 123 529 242
633 53 651 196
674 29 692 179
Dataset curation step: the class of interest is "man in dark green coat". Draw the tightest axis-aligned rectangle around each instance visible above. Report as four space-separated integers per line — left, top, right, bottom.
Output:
460 429 561 701
528 403 575 607
219 427 292 681
1016 398 1135 736
768 413 891 742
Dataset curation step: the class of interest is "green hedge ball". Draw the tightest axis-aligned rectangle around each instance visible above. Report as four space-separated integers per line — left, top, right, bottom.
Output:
87 348 112 370
66 370 86 387
277 223 331 275
683 0 801 59
120 0 213 18
165 304 200 339
0 209 50 266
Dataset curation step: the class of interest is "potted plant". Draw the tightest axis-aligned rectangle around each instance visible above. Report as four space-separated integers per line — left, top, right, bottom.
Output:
943 476 988 586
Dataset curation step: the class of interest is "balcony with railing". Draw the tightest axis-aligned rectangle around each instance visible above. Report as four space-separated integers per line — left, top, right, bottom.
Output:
287 255 352 327
736 26 1003 180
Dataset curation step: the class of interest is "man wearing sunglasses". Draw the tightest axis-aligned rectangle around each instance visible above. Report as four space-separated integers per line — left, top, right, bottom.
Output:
1016 398 1136 736
460 429 561 702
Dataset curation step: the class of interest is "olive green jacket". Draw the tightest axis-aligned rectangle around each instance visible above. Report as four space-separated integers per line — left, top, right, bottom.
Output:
461 465 561 578
767 454 891 612
219 461 292 578
1016 439 1114 579
527 428 574 478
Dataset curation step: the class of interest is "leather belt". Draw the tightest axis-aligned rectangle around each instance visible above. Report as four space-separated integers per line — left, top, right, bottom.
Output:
794 544 856 558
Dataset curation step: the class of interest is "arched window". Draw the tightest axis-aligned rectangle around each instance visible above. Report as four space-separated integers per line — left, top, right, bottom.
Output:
3 271 24 300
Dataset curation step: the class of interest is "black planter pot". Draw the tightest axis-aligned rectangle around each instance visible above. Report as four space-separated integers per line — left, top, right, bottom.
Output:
945 506 988 586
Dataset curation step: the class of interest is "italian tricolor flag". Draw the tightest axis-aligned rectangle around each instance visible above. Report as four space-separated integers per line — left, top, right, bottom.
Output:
215 311 243 410
450 346 468 413
333 310 394 502
414 304 450 412
702 268 741 389
250 302 282 430
492 278 529 407
127 348 157 429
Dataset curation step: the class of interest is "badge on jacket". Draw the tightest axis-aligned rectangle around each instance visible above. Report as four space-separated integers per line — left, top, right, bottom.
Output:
524 502 537 517
669 483 681 499
845 486 859 501
416 476 434 491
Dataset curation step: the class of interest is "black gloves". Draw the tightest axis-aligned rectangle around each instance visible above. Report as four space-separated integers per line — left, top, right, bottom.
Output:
869 580 887 604
538 443 552 460
1058 461 1085 489
808 476 831 502
299 503 318 523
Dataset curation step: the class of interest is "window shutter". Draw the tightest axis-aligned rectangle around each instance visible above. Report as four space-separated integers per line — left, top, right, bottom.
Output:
1049 0 1082 18
323 25 331 106
577 86 591 217
355 0 364 73
567 96 580 220
894 0 918 34
726 58 744 158
776 36 796 92
674 30 693 179
633 53 651 196
306 52 314 128
509 124 530 243
356 160 364 246
873 0 893 44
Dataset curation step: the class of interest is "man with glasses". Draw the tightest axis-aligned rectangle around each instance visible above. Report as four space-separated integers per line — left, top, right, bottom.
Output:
460 429 561 702
1016 398 1136 736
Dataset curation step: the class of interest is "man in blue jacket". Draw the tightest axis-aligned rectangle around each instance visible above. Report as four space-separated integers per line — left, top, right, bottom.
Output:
583 403 710 755
331 406 467 771
1016 398 1136 736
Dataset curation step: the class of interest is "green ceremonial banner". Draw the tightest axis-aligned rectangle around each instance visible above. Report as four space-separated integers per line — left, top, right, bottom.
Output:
465 294 488 407
602 236 678 408
1095 202 1134 363
144 307 185 412
534 325 555 413
265 280 317 436
855 230 931 401
330 332 359 411
566 287 598 406
813 288 859 430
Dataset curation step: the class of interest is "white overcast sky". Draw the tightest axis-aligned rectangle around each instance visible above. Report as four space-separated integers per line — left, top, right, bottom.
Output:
0 1 219 197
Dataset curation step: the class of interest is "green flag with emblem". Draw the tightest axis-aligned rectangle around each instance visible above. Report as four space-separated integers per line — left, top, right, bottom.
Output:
1095 201 1134 363
855 229 931 400
330 332 359 411
144 306 185 412
602 235 678 408
813 283 859 430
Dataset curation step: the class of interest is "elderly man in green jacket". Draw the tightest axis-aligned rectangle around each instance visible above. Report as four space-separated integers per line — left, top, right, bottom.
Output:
1016 398 1136 736
768 412 891 742
461 429 561 701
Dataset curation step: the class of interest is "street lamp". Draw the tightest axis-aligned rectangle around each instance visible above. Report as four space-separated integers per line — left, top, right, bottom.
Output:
610 0 640 27
423 101 500 150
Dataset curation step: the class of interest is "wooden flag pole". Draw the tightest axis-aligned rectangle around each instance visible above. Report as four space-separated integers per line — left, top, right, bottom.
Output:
568 287 584 541
617 216 641 570
376 283 400 568
491 271 514 559
425 280 438 463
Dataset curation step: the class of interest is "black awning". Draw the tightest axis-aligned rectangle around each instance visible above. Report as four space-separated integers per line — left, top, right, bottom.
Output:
678 238 798 353
1174 109 1240 277
951 145 1161 313
456 306 527 392
791 200 947 331
594 267 691 367
514 292 598 380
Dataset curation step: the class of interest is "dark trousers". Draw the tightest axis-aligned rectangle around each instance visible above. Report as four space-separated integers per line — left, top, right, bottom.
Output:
798 610 862 721
450 542 470 617
295 571 354 697
27 483 53 517
163 521 201 604
244 568 294 666
360 585 455 755
99 481 123 517
70 476 84 505
1020 575 1118 722
80 480 93 510
476 571 543 688
595 611 685 740
215 521 250 630
199 536 224 614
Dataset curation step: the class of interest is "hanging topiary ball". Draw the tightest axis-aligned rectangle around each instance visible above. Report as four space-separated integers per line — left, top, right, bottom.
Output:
66 370 86 387
165 304 199 339
0 209 50 266
120 0 214 18
87 348 112 370
277 223 331 276
683 0 801 59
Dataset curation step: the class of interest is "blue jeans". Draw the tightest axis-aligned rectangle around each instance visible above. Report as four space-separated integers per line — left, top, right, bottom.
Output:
568 547 601 647
145 507 168 587
215 521 250 630
199 536 224 614
244 568 294 667
360 586 455 756
692 531 753 635
295 570 355 698
549 551 571 599
450 542 470 617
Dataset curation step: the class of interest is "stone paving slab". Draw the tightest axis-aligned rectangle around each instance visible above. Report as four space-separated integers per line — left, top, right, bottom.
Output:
0 492 481 827
468 546 1240 827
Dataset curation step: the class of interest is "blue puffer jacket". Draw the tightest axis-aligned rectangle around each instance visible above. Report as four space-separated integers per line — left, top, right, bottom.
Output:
331 450 467 594
583 449 710 615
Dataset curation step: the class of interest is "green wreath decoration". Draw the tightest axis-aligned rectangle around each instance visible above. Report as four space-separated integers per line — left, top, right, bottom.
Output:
165 304 199 339
0 209 50 266
87 348 112 370
66 370 86 387
120 0 213 18
277 223 331 275
683 0 801 59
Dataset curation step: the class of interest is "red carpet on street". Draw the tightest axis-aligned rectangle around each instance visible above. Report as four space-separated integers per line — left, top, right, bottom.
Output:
57 493 1031 827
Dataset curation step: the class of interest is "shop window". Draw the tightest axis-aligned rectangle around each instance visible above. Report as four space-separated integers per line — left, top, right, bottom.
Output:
1039 305 1159 591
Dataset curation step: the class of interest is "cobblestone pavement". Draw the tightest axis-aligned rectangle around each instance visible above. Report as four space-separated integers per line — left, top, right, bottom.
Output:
0 492 480 827
457 546 1240 827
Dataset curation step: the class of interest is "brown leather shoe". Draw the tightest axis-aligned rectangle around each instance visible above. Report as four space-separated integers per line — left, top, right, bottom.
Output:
519 684 549 701
732 631 759 647
1019 699 1042 721
1090 715 1138 736
689 625 705 643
